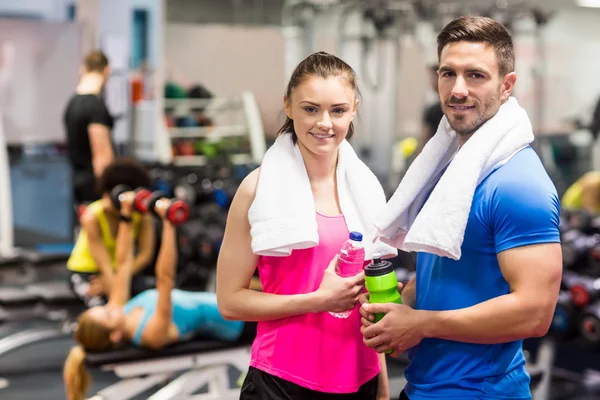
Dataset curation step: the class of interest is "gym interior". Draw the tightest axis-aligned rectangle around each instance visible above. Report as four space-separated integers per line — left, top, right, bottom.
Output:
0 0 599 399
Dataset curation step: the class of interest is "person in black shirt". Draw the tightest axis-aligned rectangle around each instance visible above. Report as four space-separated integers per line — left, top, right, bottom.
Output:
418 64 444 153
64 50 115 204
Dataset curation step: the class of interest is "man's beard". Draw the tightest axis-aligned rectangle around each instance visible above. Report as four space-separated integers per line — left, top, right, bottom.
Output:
446 90 501 137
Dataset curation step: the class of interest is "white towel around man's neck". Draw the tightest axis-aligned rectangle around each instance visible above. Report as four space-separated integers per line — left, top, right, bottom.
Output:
373 96 534 260
249 133 397 259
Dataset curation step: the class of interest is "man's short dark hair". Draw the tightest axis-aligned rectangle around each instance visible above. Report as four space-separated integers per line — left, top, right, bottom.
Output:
83 50 109 73
437 16 515 76
97 158 152 195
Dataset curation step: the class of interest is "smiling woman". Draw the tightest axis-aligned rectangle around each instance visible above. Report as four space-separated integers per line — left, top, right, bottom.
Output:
216 51 394 399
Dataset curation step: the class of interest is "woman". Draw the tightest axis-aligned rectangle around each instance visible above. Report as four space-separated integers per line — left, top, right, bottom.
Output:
216 52 395 399
64 193 246 400
561 171 600 214
67 158 156 307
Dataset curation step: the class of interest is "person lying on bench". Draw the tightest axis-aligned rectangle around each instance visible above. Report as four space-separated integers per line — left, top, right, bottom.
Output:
67 158 156 308
63 194 246 400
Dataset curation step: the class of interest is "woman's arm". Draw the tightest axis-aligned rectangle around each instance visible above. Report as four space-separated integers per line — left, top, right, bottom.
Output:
131 213 155 274
81 212 115 294
108 192 136 306
143 199 178 349
377 353 390 399
216 169 366 322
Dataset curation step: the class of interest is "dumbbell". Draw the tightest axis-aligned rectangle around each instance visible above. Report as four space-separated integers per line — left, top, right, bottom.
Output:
197 223 225 266
549 290 578 338
177 219 205 262
561 230 600 270
174 173 198 205
197 203 228 227
579 301 600 346
146 191 190 225
110 185 152 213
569 275 600 308
212 178 238 210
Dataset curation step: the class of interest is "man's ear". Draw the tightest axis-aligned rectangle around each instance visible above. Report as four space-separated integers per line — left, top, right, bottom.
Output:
501 72 517 101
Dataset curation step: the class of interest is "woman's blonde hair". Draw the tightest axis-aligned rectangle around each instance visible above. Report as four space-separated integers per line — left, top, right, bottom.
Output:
63 310 116 400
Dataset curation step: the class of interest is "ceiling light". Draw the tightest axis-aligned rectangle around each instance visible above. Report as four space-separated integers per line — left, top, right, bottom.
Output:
576 0 600 8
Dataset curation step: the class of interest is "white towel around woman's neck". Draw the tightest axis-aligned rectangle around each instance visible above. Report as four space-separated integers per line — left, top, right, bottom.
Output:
248 133 397 260
373 97 534 260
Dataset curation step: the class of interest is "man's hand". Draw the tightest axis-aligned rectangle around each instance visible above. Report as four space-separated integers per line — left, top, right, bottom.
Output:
360 302 425 357
359 282 404 325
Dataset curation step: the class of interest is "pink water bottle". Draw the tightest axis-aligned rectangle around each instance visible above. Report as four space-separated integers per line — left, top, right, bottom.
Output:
330 231 366 319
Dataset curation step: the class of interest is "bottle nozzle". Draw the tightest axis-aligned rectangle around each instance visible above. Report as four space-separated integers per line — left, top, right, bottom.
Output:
372 253 382 263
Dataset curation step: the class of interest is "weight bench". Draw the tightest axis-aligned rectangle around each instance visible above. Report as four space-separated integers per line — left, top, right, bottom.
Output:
85 334 254 400
0 286 43 323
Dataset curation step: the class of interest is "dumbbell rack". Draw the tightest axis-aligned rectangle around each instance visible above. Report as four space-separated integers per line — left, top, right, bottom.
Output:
164 92 267 167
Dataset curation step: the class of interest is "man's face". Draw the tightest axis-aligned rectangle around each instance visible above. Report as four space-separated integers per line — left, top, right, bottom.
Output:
438 41 516 140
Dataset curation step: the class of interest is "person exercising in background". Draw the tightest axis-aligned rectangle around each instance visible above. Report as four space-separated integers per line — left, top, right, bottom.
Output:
562 171 600 214
64 49 115 204
417 64 444 153
67 159 155 307
63 193 250 400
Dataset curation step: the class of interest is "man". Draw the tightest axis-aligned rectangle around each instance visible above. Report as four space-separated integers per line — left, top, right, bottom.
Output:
360 16 562 400
64 50 115 204
418 64 444 153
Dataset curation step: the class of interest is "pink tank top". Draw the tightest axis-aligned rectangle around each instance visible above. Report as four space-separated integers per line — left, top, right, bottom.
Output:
250 212 380 393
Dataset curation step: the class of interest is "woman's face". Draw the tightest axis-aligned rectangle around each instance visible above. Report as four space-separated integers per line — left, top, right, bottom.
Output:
88 304 125 332
285 75 358 157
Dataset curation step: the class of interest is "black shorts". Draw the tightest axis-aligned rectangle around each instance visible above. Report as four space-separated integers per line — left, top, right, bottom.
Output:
240 366 379 400
399 390 410 400
68 271 156 308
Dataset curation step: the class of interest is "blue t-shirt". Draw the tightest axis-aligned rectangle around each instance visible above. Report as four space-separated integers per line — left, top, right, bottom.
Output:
123 289 244 346
404 147 560 400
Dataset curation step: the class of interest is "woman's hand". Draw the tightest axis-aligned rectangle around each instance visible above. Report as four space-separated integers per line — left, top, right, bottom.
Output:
119 191 136 217
153 198 172 220
315 255 365 313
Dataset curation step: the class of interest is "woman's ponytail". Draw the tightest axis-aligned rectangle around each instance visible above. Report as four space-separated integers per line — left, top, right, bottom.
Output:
64 345 91 400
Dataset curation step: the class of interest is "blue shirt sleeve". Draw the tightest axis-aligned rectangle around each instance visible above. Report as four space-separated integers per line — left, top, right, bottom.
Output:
491 179 561 254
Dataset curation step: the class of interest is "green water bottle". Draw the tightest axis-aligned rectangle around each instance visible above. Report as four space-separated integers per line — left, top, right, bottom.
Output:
364 255 402 324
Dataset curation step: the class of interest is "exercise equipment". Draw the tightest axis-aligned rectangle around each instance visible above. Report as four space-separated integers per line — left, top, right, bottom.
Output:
110 185 152 213
580 301 600 346
561 229 600 271
83 327 256 400
550 290 578 338
146 191 190 226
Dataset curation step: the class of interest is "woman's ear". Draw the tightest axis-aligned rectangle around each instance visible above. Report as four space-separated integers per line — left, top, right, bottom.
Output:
352 98 359 120
284 96 292 119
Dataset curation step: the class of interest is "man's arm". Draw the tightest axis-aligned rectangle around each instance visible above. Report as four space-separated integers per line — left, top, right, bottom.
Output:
400 275 416 309
88 123 113 178
422 242 562 343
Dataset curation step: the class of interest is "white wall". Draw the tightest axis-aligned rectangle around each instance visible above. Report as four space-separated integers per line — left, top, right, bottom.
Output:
0 0 74 21
165 23 286 137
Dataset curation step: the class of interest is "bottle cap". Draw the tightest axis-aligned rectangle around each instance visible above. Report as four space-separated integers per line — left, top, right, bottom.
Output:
364 256 394 277
349 231 363 241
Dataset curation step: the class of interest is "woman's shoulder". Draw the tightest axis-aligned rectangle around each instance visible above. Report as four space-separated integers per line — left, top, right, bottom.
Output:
234 167 261 205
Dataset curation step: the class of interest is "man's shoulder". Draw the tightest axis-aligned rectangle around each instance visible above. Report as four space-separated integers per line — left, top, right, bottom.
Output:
485 147 553 191
476 147 558 216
